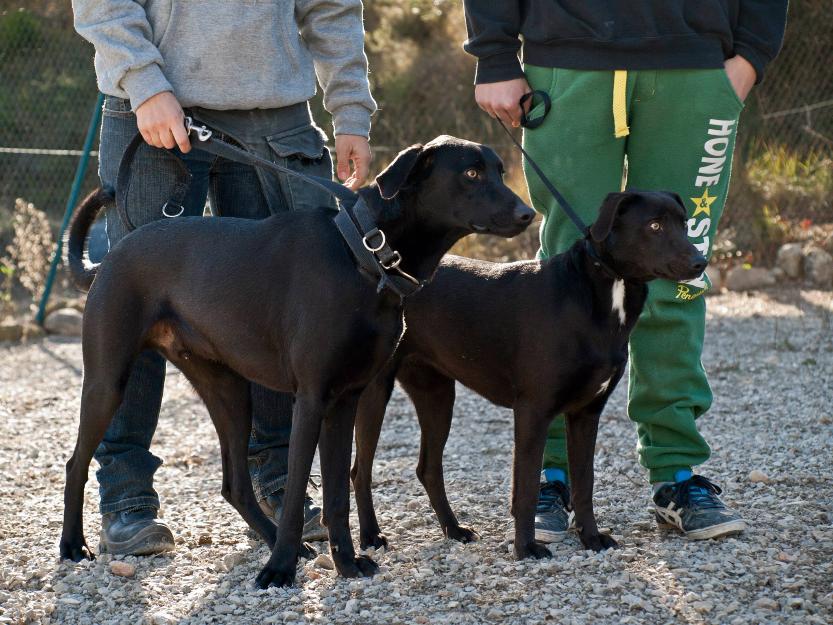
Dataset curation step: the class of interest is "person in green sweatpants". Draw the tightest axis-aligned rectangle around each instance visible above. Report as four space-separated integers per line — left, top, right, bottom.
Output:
463 1 788 542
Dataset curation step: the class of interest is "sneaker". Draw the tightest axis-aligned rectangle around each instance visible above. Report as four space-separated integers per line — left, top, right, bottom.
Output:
99 507 175 556
259 489 328 542
534 478 572 543
653 474 747 540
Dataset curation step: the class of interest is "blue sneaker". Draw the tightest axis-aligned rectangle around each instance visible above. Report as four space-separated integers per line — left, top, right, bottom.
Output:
534 473 572 543
653 474 746 540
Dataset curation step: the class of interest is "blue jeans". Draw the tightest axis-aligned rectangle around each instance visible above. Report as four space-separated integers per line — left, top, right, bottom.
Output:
94 96 335 513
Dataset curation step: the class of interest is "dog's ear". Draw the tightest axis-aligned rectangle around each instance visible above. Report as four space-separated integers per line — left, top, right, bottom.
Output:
591 192 630 242
663 191 686 211
375 144 424 200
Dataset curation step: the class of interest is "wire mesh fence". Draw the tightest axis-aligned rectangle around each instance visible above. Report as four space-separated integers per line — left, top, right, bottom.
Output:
1 0 831 267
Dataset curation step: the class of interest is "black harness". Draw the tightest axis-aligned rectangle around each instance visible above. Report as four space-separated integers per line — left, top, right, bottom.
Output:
501 91 622 281
115 117 423 301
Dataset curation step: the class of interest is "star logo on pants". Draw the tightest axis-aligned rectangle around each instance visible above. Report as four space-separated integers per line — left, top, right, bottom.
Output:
690 189 717 217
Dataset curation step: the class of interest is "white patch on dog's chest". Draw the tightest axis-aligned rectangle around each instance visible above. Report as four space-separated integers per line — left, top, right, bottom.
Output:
596 376 612 396
611 279 626 326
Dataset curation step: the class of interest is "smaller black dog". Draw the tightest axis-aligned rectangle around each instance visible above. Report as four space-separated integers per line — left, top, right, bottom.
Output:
61 135 534 587
350 191 706 558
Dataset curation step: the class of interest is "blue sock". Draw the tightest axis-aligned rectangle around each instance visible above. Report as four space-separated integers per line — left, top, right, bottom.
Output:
542 468 567 484
652 469 693 494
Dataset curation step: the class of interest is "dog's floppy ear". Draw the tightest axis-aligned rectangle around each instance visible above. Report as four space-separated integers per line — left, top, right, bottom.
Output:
375 144 424 200
590 192 630 242
663 191 686 211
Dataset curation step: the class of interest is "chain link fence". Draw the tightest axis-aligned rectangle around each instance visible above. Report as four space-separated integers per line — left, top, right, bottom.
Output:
2 0 831 267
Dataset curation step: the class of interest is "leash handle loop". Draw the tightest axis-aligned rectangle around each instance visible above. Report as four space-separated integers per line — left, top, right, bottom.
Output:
519 90 551 129
497 92 590 238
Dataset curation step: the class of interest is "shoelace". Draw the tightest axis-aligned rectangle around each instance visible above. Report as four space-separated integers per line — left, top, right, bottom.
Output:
672 475 725 510
537 480 571 513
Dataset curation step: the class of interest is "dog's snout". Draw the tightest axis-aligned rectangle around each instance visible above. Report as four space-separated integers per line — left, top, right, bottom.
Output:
690 254 707 274
514 203 535 225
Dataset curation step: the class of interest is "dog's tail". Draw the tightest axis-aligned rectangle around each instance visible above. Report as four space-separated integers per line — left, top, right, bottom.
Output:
66 188 112 292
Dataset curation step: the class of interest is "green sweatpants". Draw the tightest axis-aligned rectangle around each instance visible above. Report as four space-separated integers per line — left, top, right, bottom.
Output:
523 67 744 484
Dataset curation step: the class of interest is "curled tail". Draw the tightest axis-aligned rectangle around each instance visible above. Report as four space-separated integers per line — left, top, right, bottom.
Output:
66 188 113 291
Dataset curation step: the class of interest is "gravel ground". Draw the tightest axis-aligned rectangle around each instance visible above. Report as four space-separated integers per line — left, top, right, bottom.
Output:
1 287 832 625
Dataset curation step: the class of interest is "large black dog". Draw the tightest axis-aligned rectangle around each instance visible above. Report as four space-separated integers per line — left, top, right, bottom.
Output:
60 135 534 587
350 191 707 559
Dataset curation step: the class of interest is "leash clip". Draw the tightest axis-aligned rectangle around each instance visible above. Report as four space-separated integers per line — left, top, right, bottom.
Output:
381 251 402 270
184 116 212 142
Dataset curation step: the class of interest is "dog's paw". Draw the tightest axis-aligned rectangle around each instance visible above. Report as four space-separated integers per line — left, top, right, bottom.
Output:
580 532 619 552
255 562 296 589
334 554 379 578
59 537 93 562
360 532 388 551
445 524 479 544
513 541 552 560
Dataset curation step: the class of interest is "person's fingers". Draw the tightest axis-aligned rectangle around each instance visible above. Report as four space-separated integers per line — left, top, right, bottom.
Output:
336 143 351 182
494 105 515 127
352 152 370 188
171 121 191 153
159 128 177 150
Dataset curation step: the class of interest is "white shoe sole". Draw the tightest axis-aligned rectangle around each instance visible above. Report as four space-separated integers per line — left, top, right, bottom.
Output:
534 528 568 543
656 516 747 540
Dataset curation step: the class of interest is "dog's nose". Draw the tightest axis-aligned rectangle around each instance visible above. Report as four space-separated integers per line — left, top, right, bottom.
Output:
514 203 535 225
690 254 707 273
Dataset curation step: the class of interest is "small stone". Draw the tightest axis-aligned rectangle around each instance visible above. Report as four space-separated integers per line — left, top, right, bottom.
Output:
222 552 246 571
43 308 84 336
752 597 779 611
406 500 421 511
787 597 804 609
314 554 334 570
344 598 359 614
109 561 136 578
749 470 770 483
197 533 212 546
414 616 429 624
149 612 177 625
692 601 714 613
0 322 24 342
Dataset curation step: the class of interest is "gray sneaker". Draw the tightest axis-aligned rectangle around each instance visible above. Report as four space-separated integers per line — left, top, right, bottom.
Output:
100 507 175 556
653 475 747 540
535 479 572 543
259 490 328 542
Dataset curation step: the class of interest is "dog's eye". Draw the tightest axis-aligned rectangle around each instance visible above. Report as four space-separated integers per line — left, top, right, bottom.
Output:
464 168 479 180
649 221 662 232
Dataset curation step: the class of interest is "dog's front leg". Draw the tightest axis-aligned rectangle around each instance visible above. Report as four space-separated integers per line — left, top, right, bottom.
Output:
255 393 324 588
565 407 618 552
321 391 378 577
510 405 552 560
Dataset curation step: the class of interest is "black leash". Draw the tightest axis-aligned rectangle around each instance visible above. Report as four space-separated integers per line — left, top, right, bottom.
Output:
114 117 423 300
499 91 621 280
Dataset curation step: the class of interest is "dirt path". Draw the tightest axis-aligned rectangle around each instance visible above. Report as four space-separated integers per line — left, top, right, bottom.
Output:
1 288 831 625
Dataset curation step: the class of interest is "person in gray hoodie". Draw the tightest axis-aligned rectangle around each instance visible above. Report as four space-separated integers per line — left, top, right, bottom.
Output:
72 0 377 556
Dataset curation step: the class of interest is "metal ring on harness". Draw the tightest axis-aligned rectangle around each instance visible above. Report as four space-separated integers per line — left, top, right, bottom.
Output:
162 202 185 218
362 228 386 253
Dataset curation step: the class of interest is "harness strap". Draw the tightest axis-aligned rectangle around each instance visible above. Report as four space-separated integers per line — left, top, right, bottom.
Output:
114 118 424 300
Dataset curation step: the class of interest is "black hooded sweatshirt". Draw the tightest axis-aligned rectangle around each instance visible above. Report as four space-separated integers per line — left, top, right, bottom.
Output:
463 0 788 85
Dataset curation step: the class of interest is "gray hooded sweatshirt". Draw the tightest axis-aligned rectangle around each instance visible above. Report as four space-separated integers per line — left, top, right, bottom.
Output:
72 0 377 137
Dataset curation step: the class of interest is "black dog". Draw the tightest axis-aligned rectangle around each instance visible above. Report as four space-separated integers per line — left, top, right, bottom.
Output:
60 135 534 587
350 191 706 559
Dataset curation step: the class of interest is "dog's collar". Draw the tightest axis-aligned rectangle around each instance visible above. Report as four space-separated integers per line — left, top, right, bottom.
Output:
583 238 622 281
333 190 426 302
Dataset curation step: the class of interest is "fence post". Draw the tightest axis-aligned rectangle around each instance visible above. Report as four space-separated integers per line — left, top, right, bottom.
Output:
35 92 104 326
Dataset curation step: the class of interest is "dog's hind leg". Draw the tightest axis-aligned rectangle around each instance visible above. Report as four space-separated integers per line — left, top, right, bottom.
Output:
320 391 378 578
399 364 478 544
566 406 618 552
175 357 277 550
352 366 397 550
256 392 326 588
61 374 126 561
